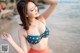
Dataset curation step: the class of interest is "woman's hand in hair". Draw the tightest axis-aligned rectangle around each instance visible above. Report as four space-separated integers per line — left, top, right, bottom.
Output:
39 0 58 20
43 0 58 5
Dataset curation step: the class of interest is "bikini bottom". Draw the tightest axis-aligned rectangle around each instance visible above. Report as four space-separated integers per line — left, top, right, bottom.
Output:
28 46 50 53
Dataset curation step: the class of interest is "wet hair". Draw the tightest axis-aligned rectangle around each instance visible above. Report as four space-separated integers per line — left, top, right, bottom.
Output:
17 0 38 30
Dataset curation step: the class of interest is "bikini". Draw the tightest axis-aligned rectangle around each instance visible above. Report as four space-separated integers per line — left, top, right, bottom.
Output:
26 27 50 44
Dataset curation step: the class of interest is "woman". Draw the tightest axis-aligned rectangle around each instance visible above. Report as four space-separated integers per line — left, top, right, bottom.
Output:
1 0 58 53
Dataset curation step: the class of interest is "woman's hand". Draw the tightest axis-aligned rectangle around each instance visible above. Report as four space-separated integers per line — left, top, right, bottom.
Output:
0 32 13 41
43 0 58 4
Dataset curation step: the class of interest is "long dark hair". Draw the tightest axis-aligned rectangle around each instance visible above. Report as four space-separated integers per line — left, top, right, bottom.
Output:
17 0 37 30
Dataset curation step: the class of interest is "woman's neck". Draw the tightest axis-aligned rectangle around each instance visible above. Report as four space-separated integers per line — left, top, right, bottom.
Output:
30 18 37 26
31 18 36 23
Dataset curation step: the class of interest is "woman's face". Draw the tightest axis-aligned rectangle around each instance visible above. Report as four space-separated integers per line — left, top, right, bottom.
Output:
27 2 39 18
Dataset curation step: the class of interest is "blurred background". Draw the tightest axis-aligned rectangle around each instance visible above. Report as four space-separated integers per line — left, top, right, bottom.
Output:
0 0 80 53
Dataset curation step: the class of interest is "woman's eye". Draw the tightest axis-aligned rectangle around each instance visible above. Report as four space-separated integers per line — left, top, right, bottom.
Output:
31 10 34 11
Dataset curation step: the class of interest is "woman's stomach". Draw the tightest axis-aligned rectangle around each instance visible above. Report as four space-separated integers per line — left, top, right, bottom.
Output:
30 38 49 50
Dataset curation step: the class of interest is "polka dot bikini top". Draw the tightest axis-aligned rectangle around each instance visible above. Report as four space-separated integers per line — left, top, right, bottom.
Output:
26 27 50 44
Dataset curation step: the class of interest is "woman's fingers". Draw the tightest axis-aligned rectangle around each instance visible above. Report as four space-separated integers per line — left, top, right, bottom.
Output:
3 32 7 35
1 32 12 41
0 32 8 40
3 32 8 37
1 35 6 39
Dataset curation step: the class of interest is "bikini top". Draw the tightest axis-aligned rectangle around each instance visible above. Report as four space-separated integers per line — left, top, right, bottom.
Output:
26 27 50 44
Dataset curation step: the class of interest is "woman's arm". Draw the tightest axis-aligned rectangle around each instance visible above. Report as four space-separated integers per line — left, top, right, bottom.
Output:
1 32 24 53
7 37 24 53
40 0 58 20
18 28 28 53
1 28 28 53
8 28 28 53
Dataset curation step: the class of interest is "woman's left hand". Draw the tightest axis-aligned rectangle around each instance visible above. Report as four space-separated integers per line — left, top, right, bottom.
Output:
43 0 57 4
0 32 13 41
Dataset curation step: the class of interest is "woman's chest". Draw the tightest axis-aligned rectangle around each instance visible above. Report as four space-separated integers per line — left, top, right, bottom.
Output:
28 22 46 36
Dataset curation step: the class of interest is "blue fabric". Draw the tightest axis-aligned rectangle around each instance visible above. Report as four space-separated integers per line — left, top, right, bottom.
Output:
26 27 50 44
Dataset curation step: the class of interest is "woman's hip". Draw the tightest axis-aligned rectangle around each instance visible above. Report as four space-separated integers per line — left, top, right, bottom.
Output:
28 46 50 53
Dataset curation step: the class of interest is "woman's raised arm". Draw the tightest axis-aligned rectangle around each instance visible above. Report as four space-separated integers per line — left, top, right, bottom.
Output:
40 0 58 20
